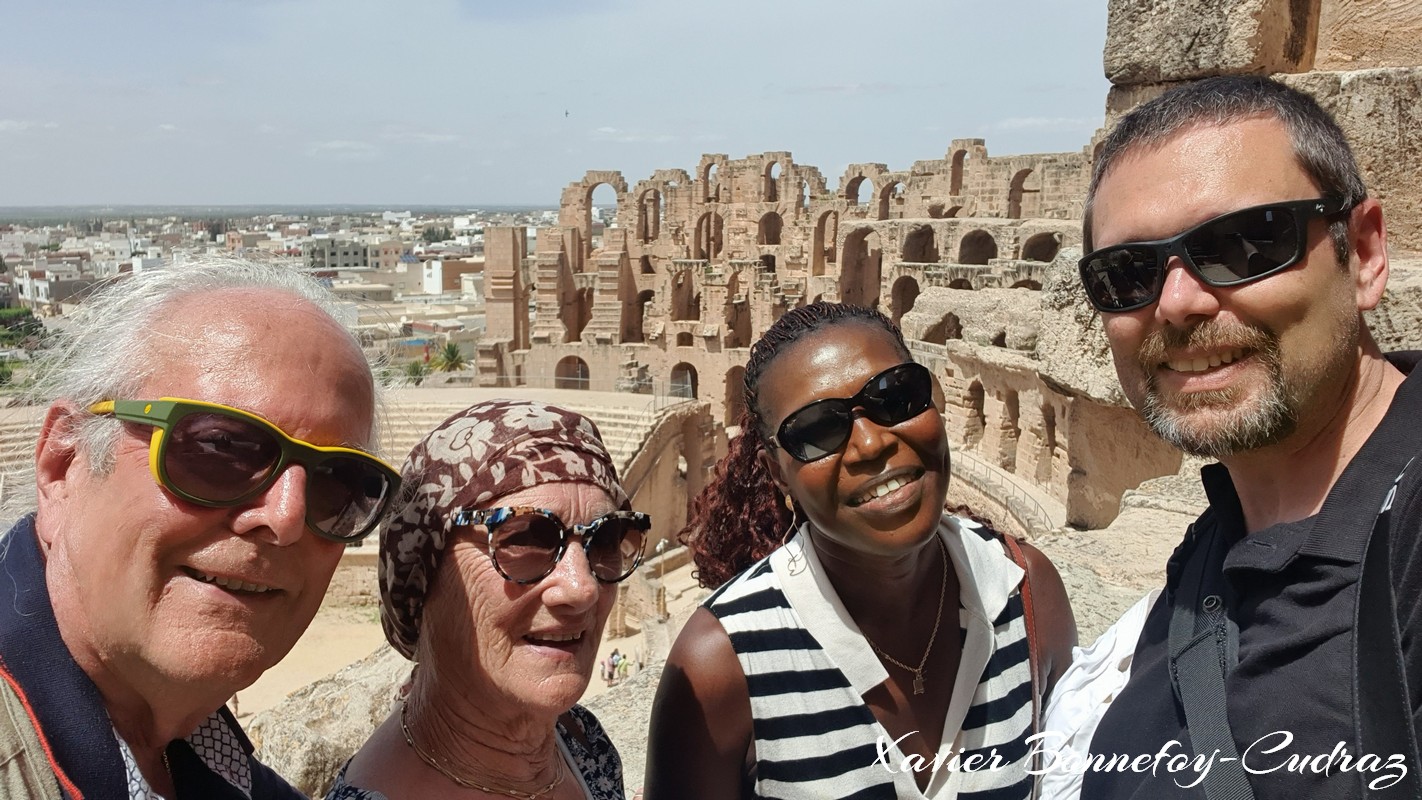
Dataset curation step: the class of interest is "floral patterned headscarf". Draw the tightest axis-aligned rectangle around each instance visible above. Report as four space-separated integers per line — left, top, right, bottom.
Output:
379 399 628 660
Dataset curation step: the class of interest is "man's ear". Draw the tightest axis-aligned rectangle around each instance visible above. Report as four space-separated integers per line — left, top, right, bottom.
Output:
1349 197 1389 311
34 402 83 544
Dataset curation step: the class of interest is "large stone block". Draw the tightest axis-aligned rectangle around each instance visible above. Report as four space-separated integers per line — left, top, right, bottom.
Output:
1104 0 1317 84
1316 0 1422 71
1279 68 1422 255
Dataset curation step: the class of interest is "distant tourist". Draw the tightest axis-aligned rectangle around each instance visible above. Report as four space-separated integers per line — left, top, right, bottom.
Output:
1049 75 1422 799
329 400 648 800
644 302 1076 799
0 258 400 798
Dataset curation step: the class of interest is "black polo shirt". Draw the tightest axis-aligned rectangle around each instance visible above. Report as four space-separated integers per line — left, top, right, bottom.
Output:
1084 352 1422 799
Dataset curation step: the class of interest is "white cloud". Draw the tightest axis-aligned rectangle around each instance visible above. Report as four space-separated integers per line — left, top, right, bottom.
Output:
157 123 178 132
306 140 380 161
987 116 1097 131
0 120 56 133
590 126 676 144
379 129 461 144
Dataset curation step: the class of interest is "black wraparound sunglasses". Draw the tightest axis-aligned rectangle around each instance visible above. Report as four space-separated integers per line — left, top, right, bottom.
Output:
1078 197 1356 313
769 362 935 463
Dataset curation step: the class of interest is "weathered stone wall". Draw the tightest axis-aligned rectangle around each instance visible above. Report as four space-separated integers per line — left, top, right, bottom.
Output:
1100 0 1422 254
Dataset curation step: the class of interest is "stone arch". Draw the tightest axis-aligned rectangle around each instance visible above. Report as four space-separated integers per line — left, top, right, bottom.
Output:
639 255 654 274
901 225 938 263
1036 402 1058 485
958 230 997 265
559 275 594 343
702 161 721 202
1008 168 1038 220
554 356 590 390
845 175 873 206
948 278 974 290
670 362 698 398
840 228 882 308
965 380 986 446
763 161 781 202
723 272 751 348
758 211 783 245
950 149 968 195
588 182 620 251
998 390 1020 470
1021 231 1060 263
799 180 810 213
945 205 962 218
812 210 838 276
670 270 700 321
890 276 920 326
923 312 962 344
878 180 905 220
621 288 654 343
637 188 662 242
693 212 724 259
724 366 746 427
1010 279 1042 291
675 331 694 347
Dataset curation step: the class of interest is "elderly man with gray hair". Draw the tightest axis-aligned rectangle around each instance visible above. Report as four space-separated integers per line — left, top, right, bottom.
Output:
0 259 401 799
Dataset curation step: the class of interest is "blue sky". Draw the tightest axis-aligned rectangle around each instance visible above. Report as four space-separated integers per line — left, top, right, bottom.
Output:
0 0 1111 206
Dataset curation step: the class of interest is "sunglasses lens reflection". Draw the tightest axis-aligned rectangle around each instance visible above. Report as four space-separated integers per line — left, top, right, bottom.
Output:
164 412 281 503
163 410 390 541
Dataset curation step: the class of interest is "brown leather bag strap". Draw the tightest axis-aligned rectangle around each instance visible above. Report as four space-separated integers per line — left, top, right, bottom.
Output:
1000 533 1042 732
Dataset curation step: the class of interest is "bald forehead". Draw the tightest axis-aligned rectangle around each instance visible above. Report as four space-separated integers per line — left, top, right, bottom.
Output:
138 287 376 442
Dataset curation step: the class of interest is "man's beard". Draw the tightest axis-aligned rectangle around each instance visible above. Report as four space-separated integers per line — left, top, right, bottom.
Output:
1137 321 1298 459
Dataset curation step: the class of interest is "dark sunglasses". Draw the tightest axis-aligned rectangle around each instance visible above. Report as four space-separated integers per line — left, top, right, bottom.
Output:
89 397 401 544
1078 197 1355 313
450 506 650 585
770 362 935 463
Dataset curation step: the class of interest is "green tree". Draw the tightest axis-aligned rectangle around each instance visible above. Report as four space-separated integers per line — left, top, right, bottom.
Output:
430 342 467 372
421 226 452 244
405 359 429 386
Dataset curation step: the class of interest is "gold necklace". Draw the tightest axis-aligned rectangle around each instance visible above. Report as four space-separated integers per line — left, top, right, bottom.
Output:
400 703 566 799
862 534 950 695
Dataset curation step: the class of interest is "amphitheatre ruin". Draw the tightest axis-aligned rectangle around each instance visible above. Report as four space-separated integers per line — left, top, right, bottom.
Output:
5 0 1420 795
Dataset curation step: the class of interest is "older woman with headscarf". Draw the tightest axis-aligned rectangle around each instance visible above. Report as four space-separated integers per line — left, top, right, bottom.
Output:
328 400 648 800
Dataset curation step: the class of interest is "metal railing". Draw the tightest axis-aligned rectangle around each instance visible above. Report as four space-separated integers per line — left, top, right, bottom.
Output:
950 448 1057 535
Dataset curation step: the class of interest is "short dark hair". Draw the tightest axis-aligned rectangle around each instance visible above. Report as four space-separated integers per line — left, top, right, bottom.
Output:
1084 75 1366 264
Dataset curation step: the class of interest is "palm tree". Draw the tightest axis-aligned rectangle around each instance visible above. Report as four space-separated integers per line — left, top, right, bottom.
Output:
430 342 468 372
405 359 429 386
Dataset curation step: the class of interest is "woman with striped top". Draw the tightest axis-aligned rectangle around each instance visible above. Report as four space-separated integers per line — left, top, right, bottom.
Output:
645 302 1076 799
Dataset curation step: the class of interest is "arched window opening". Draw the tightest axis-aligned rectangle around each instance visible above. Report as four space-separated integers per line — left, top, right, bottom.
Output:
758 212 783 245
958 230 997 265
555 357 590 390
891 277 920 326
670 363 699 399
950 150 968 195
901 226 938 263
764 162 781 202
1021 232 1060 263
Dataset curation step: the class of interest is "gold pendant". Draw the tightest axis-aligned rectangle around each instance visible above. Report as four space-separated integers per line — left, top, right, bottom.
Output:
913 674 925 695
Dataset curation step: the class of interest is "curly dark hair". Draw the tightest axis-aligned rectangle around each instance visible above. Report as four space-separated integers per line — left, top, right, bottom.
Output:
679 302 911 588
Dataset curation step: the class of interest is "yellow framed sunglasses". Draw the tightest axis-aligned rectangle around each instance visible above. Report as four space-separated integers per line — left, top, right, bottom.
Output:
89 397 401 543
